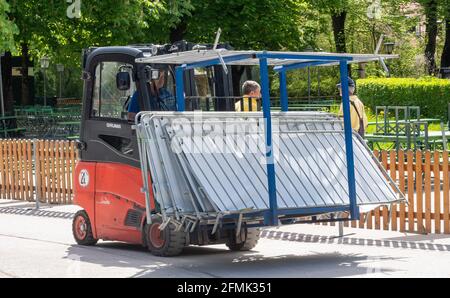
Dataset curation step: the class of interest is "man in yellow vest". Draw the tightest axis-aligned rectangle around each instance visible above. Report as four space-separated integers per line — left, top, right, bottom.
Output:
338 77 368 137
235 80 261 112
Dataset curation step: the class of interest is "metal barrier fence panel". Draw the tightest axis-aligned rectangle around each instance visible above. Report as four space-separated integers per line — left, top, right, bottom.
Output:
136 112 402 226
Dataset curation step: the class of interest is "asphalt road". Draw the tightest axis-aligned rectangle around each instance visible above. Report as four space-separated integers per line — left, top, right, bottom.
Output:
1 200 450 278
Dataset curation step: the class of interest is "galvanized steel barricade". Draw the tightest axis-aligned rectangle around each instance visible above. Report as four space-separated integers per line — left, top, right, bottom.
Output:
136 111 403 230
0 139 78 204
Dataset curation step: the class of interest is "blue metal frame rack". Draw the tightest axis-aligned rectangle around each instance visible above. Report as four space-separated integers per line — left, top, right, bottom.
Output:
172 51 361 225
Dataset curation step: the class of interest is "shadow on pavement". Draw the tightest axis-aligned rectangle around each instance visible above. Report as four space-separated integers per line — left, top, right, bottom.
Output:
261 229 450 252
65 241 400 278
136 252 399 278
0 207 74 219
383 233 450 242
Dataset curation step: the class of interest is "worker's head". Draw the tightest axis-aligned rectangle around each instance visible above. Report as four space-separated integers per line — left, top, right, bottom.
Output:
242 80 261 98
337 77 355 96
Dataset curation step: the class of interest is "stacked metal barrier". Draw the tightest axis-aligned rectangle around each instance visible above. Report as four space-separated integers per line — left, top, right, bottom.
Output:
136 111 403 226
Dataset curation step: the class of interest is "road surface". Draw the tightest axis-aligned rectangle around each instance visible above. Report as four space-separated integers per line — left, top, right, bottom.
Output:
1 200 450 278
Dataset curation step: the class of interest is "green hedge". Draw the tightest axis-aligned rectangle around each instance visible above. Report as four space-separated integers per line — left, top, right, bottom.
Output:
357 77 450 119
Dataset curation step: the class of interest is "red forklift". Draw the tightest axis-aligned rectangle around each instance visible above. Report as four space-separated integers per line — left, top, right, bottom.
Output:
72 41 402 257
72 41 263 256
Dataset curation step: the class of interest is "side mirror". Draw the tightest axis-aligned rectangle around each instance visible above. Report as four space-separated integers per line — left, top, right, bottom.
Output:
116 72 131 91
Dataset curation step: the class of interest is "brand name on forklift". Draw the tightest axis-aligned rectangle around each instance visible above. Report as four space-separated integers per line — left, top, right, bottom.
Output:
106 123 122 129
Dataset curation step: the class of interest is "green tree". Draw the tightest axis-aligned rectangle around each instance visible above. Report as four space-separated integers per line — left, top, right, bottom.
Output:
146 0 322 51
0 0 18 114
29 1 163 65
149 0 324 95
183 0 318 50
3 1 162 107
0 0 17 51
311 0 352 53
421 0 439 75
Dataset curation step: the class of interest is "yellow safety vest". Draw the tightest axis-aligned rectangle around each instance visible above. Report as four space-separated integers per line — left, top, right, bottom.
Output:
235 97 259 112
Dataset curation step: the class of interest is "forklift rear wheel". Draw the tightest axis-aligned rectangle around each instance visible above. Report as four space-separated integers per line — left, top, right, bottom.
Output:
226 227 260 251
145 216 186 257
72 210 98 246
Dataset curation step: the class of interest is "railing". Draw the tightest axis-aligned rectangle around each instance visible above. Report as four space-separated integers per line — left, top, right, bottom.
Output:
0 105 82 139
182 96 339 112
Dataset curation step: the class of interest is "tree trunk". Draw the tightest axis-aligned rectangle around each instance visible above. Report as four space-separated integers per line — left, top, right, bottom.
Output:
170 21 187 43
331 10 351 76
441 8 450 73
331 11 347 53
424 0 438 75
20 43 31 106
1 52 14 113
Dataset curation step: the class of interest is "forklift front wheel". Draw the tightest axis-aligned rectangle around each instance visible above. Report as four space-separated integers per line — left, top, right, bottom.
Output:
145 216 186 257
226 227 261 251
72 210 98 246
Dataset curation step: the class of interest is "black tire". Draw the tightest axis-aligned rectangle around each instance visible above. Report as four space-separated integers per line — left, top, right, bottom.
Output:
145 216 186 257
72 210 98 246
226 227 260 251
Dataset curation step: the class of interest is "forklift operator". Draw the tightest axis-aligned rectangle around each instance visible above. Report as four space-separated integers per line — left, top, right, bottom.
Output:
127 70 176 121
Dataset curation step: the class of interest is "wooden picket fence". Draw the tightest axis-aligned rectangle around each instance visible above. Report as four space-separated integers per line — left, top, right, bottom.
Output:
328 150 450 235
0 139 78 204
1 138 450 235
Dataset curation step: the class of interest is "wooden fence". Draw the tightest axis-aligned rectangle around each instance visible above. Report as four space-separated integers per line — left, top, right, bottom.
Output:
332 150 450 235
1 139 450 235
0 139 78 204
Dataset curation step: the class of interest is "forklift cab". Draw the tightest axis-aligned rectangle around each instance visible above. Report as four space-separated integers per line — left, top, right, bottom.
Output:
79 42 234 168
74 42 238 248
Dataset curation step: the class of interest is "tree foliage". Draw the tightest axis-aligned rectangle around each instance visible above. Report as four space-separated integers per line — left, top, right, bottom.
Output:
5 1 163 63
0 0 17 51
2 0 429 67
184 0 318 50
144 0 324 51
2 0 450 103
